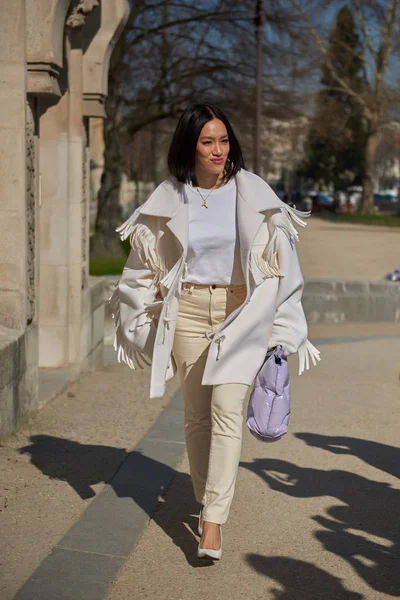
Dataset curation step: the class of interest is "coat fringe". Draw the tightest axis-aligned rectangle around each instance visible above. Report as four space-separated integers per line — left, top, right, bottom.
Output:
109 285 151 371
130 224 165 284
298 339 321 375
161 255 185 289
249 205 310 282
115 206 142 241
117 215 166 287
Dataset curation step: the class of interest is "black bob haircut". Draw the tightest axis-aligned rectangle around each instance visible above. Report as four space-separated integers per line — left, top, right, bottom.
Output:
168 103 245 186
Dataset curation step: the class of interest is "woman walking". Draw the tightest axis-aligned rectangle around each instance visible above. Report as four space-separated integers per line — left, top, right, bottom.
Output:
110 103 320 560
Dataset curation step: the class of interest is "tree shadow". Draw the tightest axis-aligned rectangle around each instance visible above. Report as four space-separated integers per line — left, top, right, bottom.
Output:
241 457 400 596
19 435 212 567
246 555 364 600
295 433 400 480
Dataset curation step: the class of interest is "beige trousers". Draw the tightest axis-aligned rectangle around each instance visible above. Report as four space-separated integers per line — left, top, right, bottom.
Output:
172 282 249 524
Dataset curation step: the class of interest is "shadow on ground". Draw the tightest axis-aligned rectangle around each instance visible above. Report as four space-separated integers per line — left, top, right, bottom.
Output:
295 432 400 480
246 555 364 600
241 456 400 597
19 435 214 568
19 435 128 499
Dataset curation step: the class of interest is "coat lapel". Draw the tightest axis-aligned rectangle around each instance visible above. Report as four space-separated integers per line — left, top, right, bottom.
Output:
139 177 188 251
165 203 188 251
235 170 285 283
138 170 286 270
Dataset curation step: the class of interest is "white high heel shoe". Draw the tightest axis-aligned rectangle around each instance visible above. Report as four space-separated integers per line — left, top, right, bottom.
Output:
197 526 222 560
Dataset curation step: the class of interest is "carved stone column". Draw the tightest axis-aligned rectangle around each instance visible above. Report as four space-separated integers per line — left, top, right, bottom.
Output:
39 0 100 368
39 74 71 367
0 1 28 331
66 23 86 364
26 0 72 99
0 2 40 435
82 0 129 117
82 0 129 233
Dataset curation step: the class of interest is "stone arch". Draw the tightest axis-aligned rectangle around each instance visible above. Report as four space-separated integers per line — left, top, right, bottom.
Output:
26 0 72 98
0 0 131 436
82 0 129 117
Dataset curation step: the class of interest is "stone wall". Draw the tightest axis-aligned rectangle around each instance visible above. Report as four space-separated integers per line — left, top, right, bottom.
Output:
0 0 129 438
303 280 400 324
0 1 39 436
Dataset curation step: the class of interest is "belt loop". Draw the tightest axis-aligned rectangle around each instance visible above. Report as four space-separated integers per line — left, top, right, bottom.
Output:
182 282 194 294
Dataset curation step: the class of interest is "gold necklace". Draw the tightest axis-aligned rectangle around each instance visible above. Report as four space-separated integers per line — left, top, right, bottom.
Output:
196 186 216 209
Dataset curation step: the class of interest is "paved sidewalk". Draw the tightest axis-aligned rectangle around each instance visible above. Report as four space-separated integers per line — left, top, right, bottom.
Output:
0 350 180 600
1 323 400 599
106 325 400 600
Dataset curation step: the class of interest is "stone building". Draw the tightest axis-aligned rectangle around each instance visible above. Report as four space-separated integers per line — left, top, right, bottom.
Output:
261 116 309 186
0 0 129 437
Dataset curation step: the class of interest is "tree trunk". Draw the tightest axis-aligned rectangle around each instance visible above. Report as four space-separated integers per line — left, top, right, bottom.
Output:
90 110 125 259
90 45 126 259
358 122 378 215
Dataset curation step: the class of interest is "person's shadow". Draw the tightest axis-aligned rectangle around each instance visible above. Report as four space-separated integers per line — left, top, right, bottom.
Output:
241 457 400 596
19 435 214 567
295 432 400 480
19 434 127 499
246 555 364 600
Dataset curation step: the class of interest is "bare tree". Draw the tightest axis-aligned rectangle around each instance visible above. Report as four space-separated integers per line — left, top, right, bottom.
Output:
288 0 400 214
91 0 320 258
91 0 253 258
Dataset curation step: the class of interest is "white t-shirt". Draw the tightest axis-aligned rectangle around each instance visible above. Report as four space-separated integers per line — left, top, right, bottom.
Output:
183 178 245 285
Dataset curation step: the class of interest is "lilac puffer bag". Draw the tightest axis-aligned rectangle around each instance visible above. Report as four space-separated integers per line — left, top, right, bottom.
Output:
246 345 290 442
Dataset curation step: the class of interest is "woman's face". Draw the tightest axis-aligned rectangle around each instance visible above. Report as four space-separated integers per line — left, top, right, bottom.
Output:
195 118 230 180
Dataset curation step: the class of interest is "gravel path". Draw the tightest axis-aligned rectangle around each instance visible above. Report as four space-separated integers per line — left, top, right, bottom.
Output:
297 217 399 281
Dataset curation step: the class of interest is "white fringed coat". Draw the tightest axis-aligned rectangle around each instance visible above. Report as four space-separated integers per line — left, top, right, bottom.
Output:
110 169 320 398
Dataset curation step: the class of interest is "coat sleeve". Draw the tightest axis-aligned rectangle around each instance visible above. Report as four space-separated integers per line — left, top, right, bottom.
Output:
109 219 162 369
267 228 321 375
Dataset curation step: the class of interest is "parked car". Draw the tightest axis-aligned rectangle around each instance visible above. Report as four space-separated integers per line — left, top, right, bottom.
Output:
373 191 399 216
343 187 399 215
345 186 362 209
309 191 335 212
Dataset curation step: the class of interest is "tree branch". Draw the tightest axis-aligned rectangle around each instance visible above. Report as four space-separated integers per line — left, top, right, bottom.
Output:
288 0 371 118
353 0 378 63
376 0 399 94
128 8 249 48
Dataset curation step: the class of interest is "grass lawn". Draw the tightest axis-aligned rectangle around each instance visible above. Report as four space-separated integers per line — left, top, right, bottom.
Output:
89 238 130 276
89 258 126 276
320 213 400 227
